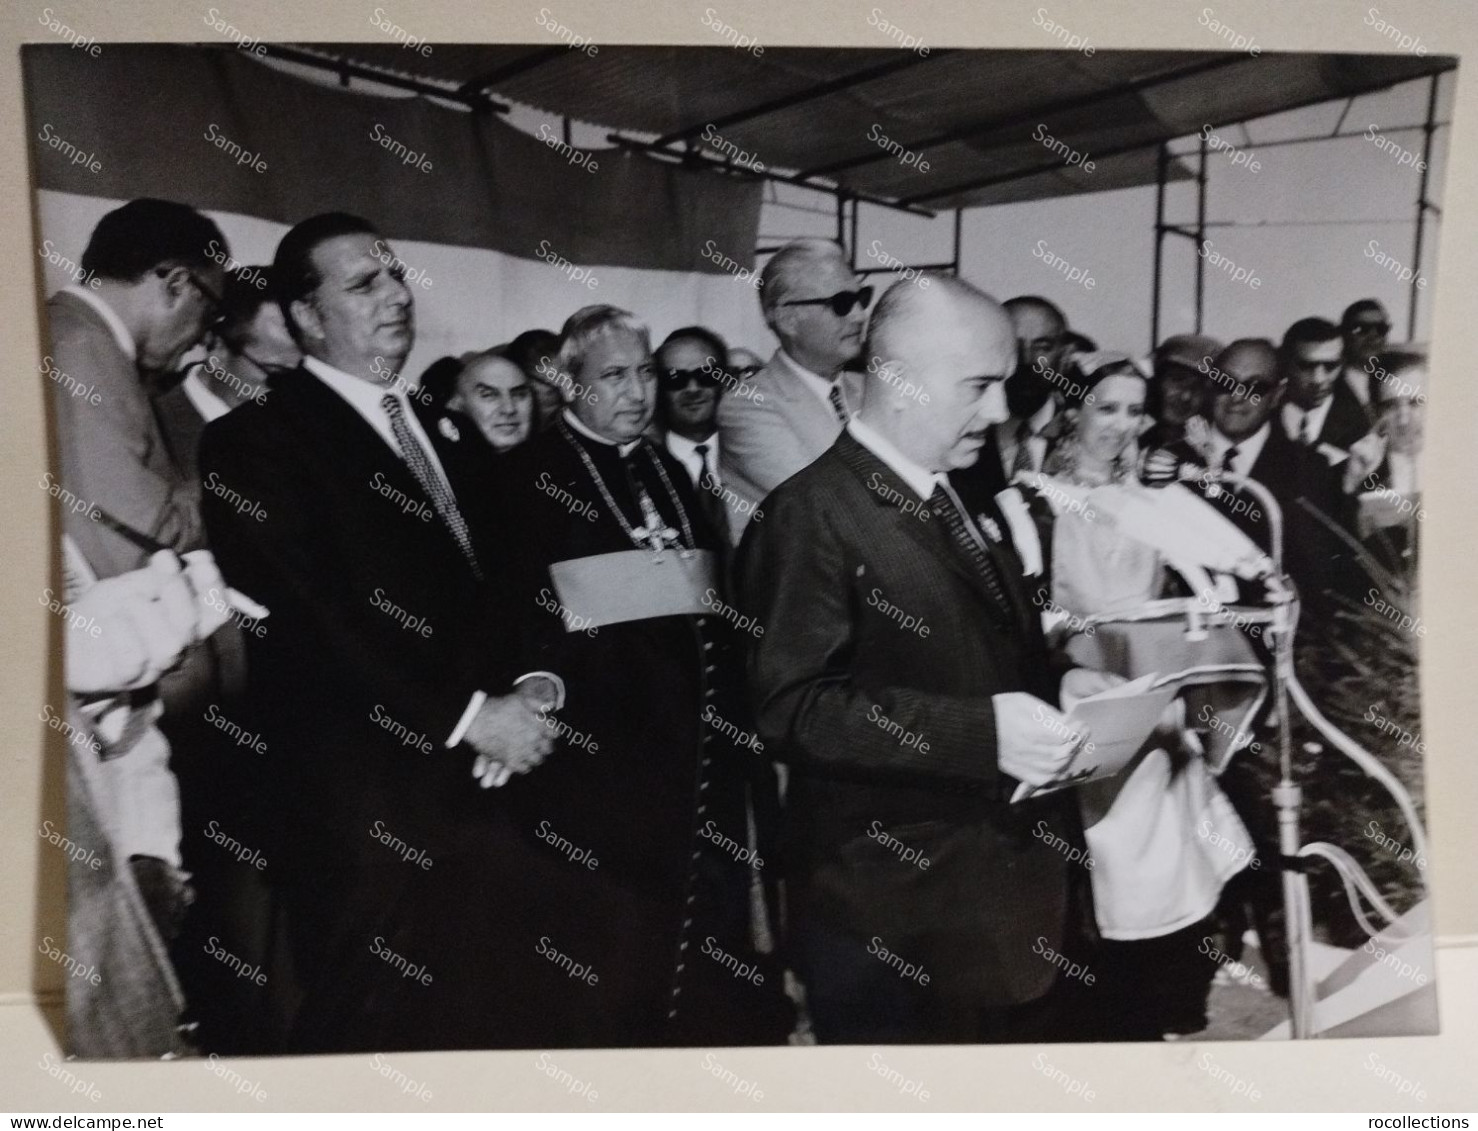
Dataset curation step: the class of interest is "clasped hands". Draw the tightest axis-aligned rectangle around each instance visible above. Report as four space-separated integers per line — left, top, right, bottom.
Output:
992 667 1124 787
468 677 561 789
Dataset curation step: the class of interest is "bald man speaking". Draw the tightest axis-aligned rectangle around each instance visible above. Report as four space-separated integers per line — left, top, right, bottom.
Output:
736 276 1116 1044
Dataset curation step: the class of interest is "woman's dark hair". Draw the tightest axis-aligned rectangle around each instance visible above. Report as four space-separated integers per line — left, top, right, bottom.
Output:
418 355 466 413
505 329 561 381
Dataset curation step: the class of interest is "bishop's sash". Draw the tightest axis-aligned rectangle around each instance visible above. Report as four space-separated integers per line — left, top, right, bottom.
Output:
547 549 718 630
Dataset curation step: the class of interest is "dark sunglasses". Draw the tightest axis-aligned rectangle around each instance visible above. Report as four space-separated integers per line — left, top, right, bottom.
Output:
779 286 874 318
659 366 724 390
1349 322 1391 336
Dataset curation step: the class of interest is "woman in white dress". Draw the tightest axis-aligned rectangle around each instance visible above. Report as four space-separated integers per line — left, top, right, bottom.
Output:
1003 351 1273 1038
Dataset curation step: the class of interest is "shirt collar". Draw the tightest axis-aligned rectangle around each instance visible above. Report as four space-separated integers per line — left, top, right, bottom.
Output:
1209 421 1272 478
303 354 411 416
182 365 233 423
1281 396 1333 439
1028 397 1057 435
62 285 135 361
847 418 942 501
665 430 718 464
562 408 643 457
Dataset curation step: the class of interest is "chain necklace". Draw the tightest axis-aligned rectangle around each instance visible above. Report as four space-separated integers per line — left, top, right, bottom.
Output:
560 422 696 559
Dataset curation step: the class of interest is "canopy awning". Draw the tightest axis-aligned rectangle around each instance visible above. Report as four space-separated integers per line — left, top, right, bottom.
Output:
277 44 1456 211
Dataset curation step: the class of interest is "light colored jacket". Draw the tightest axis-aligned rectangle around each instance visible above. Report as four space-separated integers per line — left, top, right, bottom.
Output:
715 349 864 543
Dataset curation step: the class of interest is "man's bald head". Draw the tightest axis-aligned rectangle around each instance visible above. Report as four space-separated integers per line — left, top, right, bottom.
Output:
860 275 1015 472
1209 338 1282 441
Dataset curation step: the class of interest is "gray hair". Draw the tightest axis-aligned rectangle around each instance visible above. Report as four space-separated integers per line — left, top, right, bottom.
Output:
759 238 849 316
556 304 652 380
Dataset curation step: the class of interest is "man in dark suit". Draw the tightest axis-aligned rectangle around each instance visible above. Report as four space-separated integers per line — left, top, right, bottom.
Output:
737 275 1117 1044
1276 317 1370 465
154 265 300 485
151 265 299 1053
199 212 558 1052
1193 339 1354 610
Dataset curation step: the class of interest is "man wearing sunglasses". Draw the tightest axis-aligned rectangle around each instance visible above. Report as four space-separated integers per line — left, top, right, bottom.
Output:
1276 316 1369 465
1338 298 1392 411
716 238 871 542
655 326 732 544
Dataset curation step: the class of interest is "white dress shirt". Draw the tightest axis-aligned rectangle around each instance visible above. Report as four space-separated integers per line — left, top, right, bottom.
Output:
62 284 136 360
181 365 233 424
304 355 454 496
846 418 942 501
664 430 721 488
1280 397 1334 447
1207 422 1272 482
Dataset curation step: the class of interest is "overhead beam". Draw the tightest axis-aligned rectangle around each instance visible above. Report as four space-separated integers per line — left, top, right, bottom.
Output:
652 50 949 148
609 133 937 218
259 44 509 110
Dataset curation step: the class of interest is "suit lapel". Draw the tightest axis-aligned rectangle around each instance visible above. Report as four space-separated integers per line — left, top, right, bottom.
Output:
284 369 478 578
835 433 1016 628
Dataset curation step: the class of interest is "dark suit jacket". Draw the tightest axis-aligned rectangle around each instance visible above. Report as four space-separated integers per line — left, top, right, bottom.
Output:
45 290 203 576
198 366 532 873
152 372 211 488
1165 424 1356 610
1279 383 1371 457
735 431 1079 1009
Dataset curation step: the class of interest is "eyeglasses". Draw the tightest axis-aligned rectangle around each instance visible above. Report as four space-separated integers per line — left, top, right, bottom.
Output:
1349 322 1391 336
168 267 224 328
778 286 874 318
1218 382 1280 399
659 367 723 391
734 365 762 380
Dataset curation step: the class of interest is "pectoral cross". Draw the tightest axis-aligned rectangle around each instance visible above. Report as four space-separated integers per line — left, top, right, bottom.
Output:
635 491 681 556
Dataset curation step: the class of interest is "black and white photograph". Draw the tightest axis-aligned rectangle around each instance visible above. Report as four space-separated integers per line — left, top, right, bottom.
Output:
21 17 1452 1068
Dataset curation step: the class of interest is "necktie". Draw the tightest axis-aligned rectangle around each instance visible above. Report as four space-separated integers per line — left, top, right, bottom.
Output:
928 482 1015 628
693 442 730 546
827 382 849 424
1221 444 1241 476
381 395 483 580
1011 419 1035 475
1299 413 1314 445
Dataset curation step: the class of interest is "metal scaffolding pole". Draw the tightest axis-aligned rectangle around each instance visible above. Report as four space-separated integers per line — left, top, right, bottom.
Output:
1409 73 1441 341
1152 142 1168 352
1195 132 1209 335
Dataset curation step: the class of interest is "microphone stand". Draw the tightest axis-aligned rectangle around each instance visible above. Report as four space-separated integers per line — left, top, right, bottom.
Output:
1200 469 1315 1038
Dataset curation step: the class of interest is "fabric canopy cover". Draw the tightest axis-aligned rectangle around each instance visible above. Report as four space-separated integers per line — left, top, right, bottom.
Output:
22 44 762 275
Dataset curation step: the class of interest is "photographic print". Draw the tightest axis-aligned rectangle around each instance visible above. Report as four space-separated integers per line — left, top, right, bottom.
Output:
22 20 1451 1063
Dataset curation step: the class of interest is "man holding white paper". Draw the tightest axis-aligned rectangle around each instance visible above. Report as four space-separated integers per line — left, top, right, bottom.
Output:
738 276 1119 1044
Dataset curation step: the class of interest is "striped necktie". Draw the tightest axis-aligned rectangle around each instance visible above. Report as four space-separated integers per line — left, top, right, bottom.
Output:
827 382 849 424
693 442 730 546
928 482 1016 628
381 395 483 580
1011 419 1036 475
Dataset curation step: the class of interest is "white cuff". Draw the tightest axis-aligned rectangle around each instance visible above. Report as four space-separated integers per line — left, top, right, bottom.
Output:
445 673 566 749
446 691 487 749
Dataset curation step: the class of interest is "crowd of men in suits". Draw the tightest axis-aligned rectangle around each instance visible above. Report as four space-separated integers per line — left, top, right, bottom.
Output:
46 198 1423 1056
